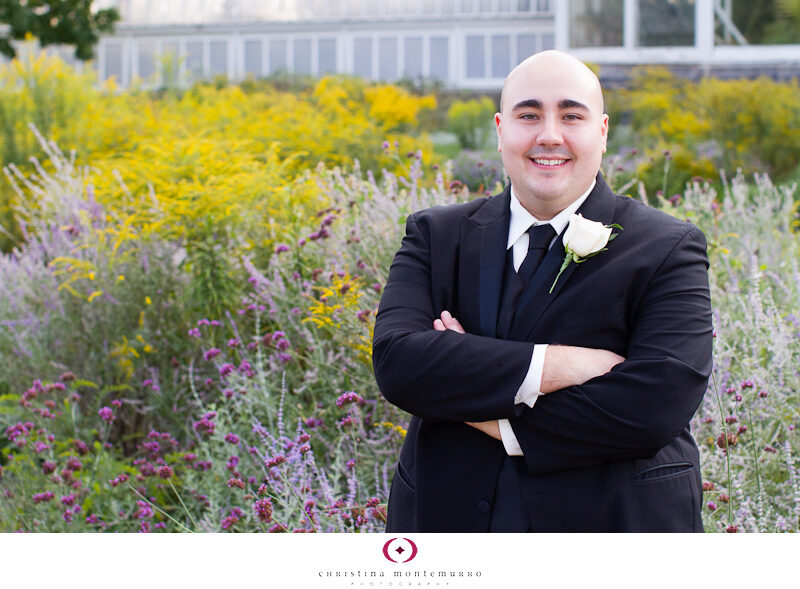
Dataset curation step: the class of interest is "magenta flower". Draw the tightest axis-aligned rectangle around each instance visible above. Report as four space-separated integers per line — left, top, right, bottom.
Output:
109 473 129 487
254 497 274 522
224 433 240 445
203 348 222 361
228 477 246 489
98 406 115 423
265 455 286 469
219 363 235 377
336 391 364 408
157 465 173 479
32 491 55 504
274 243 290 253
193 412 217 437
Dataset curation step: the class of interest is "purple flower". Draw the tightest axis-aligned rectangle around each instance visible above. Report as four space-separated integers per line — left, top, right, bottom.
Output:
188 328 201 337
42 461 55 475
32 491 55 504
204 348 222 361
254 497 274 522
109 473 129 487
60 494 77 507
265 455 286 469
277 353 292 364
336 391 364 408
193 412 217 437
224 433 240 445
219 363 236 377
227 338 240 348
98 406 115 423
238 360 255 377
274 243 290 253
157 465 173 479
227 478 246 489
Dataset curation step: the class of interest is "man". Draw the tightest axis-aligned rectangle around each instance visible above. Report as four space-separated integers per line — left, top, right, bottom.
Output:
372 51 713 532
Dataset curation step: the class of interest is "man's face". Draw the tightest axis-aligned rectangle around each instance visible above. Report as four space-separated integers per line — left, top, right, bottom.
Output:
494 56 608 217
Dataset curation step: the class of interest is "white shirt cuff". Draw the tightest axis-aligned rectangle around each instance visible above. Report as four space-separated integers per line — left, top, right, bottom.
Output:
498 419 523 456
499 344 548 457
514 344 547 408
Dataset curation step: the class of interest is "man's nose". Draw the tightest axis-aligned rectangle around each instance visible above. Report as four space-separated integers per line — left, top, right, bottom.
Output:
536 117 563 146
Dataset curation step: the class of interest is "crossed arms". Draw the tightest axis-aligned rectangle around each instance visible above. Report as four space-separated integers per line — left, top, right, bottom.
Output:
433 309 624 441
372 209 713 474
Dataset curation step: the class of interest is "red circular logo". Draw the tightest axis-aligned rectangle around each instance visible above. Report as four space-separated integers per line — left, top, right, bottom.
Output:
382 537 418 563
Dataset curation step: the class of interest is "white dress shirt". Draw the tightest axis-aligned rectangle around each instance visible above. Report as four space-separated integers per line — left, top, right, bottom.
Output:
498 180 596 456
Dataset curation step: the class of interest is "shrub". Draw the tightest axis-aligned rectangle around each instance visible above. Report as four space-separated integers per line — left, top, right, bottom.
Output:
447 96 497 150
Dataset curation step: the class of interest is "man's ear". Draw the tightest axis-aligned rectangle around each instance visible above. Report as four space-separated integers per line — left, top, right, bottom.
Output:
600 113 609 154
494 112 502 152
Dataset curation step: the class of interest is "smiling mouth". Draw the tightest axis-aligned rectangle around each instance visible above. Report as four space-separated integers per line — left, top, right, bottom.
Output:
531 158 568 166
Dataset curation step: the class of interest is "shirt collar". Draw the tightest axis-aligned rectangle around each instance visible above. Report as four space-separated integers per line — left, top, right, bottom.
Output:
507 179 597 250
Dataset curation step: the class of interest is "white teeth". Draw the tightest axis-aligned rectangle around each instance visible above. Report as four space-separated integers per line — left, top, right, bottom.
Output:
533 158 566 166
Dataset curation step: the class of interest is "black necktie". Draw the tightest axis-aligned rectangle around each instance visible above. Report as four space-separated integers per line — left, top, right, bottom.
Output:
517 224 556 287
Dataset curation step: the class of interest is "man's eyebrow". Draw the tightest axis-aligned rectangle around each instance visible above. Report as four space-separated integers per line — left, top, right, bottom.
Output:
511 98 542 111
558 99 590 110
510 98 591 111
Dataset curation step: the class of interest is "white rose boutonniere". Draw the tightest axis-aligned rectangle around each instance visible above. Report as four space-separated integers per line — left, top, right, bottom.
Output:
549 213 622 294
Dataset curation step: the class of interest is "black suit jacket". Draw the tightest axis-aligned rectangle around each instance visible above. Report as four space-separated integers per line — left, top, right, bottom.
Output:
372 174 713 532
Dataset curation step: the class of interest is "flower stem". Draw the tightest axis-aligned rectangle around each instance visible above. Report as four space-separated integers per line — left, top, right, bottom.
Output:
168 479 198 530
549 253 572 294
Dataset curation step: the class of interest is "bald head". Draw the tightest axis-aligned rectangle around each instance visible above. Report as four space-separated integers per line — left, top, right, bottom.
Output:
493 49 609 219
500 50 605 115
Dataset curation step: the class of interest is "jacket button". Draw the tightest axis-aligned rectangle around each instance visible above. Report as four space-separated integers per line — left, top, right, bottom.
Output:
477 500 490 513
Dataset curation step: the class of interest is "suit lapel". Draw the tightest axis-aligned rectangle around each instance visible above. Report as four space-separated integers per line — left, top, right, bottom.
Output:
459 187 510 339
509 174 618 342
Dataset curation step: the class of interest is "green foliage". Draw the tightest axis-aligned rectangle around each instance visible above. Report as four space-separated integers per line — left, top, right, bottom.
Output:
0 53 98 251
0 0 119 60
606 67 800 197
447 96 497 150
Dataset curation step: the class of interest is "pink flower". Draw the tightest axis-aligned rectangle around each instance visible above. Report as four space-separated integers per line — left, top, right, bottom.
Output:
98 406 115 422
254 497 274 522
203 348 222 361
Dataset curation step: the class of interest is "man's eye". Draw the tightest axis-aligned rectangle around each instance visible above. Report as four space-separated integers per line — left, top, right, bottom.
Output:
563 114 582 121
520 113 538 120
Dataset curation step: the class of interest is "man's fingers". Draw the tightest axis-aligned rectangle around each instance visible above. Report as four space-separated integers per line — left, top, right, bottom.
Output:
440 310 466 334
433 319 446 331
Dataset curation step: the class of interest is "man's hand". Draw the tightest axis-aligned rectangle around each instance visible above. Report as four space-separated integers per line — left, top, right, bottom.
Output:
433 310 465 334
432 309 625 442
465 420 501 440
540 345 625 393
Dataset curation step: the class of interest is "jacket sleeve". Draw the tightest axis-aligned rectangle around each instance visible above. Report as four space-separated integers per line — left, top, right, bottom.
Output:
509 225 713 474
373 212 535 422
